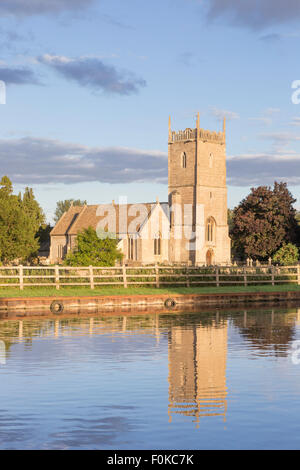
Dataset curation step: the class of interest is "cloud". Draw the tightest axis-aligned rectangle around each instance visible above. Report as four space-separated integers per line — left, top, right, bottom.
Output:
0 66 40 85
259 33 281 42
291 117 300 126
0 137 167 185
248 108 280 126
210 107 239 121
249 117 272 126
206 0 300 30
264 108 280 116
1 135 299 189
227 153 300 186
0 0 94 17
37 54 146 95
259 132 300 147
177 52 197 67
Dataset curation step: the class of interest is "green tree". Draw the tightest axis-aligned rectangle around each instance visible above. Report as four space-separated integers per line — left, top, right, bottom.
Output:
231 182 299 261
0 178 39 263
54 199 87 223
227 208 234 234
64 227 123 266
22 187 45 233
36 223 52 246
272 243 299 266
0 176 13 197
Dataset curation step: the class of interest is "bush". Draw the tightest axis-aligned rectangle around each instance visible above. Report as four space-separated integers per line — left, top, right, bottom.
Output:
64 226 123 267
272 243 299 266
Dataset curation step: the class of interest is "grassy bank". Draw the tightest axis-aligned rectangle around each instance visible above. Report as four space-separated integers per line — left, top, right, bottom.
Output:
0 284 300 298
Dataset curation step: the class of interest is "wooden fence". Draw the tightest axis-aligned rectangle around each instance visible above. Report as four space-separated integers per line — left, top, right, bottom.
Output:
0 264 299 290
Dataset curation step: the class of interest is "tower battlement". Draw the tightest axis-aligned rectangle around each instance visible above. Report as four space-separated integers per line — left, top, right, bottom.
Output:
169 127 225 144
168 114 226 145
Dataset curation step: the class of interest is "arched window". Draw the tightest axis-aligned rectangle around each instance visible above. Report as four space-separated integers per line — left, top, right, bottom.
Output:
128 236 137 260
206 217 216 242
154 232 162 255
181 152 187 169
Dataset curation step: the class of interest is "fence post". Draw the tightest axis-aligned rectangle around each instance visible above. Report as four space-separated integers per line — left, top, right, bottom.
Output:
123 264 127 288
155 264 160 288
271 265 275 286
19 265 23 290
216 266 219 287
297 265 300 286
89 266 94 290
244 267 247 287
186 266 190 288
55 265 60 290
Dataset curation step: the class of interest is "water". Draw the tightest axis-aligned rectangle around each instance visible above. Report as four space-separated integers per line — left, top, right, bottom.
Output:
1 305 300 449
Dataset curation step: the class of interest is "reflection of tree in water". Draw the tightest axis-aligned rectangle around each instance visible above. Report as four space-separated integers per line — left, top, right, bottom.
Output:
231 309 296 357
0 307 298 360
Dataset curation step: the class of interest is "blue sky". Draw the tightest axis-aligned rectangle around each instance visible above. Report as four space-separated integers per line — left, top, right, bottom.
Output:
0 0 300 222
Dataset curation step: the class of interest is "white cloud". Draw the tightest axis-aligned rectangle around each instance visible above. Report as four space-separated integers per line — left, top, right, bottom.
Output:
210 107 240 121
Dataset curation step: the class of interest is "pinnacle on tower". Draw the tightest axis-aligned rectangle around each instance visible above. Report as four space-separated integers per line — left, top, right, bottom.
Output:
196 112 200 133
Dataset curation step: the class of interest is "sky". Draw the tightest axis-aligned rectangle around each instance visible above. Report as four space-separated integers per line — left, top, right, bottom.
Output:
0 0 300 222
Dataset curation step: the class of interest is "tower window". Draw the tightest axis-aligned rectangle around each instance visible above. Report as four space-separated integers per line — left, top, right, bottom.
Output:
181 152 187 169
209 153 213 168
206 217 216 242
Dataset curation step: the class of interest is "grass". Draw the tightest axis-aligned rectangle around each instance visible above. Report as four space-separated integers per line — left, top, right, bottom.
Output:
0 284 300 298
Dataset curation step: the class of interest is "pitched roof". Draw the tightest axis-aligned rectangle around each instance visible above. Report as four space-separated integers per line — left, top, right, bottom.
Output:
50 205 84 236
51 202 169 237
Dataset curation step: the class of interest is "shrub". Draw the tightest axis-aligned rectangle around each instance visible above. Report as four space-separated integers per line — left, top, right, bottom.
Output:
272 243 299 266
64 226 123 267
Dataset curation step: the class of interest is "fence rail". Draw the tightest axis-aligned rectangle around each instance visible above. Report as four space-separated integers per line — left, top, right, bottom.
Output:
0 265 299 290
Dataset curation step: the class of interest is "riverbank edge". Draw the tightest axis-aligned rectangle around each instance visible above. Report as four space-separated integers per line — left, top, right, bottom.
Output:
1 290 300 314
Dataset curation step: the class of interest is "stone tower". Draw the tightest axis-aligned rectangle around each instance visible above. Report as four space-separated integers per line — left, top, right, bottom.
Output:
168 114 231 265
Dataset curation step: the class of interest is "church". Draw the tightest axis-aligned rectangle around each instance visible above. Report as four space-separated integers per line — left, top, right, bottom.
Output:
50 114 231 266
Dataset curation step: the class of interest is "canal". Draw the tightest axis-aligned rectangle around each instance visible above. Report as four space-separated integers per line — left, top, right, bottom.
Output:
0 304 300 449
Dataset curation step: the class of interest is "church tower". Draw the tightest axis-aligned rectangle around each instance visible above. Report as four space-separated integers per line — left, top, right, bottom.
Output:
168 114 231 265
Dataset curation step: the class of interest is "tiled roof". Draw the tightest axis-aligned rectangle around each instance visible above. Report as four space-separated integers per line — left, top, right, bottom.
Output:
50 205 84 236
51 203 169 237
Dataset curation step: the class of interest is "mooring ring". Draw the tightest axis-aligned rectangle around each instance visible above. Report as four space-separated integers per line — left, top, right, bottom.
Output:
164 298 176 309
50 300 64 314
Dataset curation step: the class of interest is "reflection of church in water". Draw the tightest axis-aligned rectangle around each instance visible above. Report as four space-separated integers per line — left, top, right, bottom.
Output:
168 321 228 425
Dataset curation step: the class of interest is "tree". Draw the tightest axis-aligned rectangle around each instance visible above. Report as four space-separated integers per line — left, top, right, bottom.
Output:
64 227 123 266
0 176 43 263
231 182 299 261
36 223 52 246
227 208 234 234
22 187 45 233
54 199 87 223
272 243 299 266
